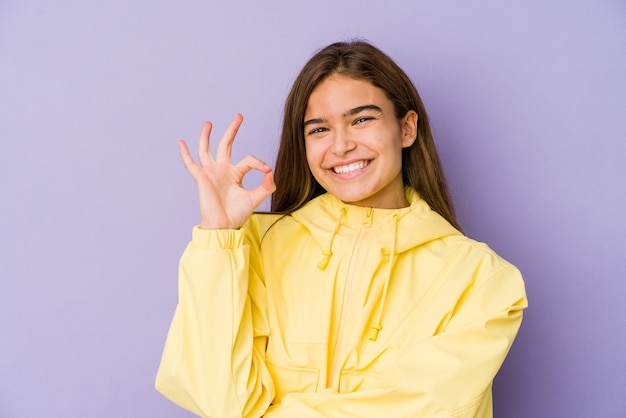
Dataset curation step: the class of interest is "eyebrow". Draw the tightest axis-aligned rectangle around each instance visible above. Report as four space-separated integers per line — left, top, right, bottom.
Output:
303 104 383 127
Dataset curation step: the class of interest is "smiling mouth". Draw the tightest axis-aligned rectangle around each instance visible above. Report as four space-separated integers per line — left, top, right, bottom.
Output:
332 160 370 174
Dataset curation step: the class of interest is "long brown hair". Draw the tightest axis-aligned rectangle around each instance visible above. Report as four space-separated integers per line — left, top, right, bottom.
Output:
271 40 461 231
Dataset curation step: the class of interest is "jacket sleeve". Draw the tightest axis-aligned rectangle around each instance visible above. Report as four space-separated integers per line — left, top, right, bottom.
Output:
155 226 274 418
265 266 527 418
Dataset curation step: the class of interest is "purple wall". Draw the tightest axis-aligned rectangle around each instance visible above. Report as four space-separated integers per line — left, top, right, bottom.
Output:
1 0 625 416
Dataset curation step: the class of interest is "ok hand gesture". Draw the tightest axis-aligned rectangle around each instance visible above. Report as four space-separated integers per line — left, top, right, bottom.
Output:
179 114 276 230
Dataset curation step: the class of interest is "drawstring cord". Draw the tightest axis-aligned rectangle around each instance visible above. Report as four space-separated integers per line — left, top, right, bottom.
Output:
369 213 400 341
315 204 400 341
317 207 348 270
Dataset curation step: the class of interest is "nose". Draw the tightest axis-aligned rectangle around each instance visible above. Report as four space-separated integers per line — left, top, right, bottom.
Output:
331 129 356 155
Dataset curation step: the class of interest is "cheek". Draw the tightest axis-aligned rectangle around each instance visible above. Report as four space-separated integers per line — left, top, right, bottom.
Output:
378 130 404 155
304 141 322 165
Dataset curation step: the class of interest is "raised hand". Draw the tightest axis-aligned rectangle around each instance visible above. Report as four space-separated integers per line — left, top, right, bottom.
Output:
179 114 276 230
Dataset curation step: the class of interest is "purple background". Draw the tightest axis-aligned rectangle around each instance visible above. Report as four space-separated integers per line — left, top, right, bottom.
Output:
1 1 625 417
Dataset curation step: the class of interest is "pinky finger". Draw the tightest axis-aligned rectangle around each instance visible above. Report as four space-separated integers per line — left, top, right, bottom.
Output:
179 140 198 172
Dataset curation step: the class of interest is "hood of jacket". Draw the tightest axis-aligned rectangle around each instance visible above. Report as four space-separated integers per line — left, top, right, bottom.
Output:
286 187 463 341
290 187 461 266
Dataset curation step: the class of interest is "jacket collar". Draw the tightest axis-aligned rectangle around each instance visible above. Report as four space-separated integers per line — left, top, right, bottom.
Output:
291 187 460 255
289 187 461 341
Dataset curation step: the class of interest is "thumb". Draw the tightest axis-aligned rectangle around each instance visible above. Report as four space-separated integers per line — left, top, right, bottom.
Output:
249 171 276 208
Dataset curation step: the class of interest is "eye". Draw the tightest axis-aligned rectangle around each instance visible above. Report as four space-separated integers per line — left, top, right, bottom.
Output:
354 116 373 125
307 127 327 136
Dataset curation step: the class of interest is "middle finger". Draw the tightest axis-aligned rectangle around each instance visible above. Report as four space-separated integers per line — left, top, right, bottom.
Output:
216 113 244 164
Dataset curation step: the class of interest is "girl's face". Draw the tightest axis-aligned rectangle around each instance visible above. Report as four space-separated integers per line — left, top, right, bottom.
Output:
304 74 417 209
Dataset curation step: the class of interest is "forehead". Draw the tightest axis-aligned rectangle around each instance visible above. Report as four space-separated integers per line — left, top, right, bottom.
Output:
305 74 391 117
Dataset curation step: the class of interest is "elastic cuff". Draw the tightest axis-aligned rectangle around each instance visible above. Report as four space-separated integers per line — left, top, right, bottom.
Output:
191 225 245 249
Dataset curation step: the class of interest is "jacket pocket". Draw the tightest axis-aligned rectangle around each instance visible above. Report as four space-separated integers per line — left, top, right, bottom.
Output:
266 359 320 404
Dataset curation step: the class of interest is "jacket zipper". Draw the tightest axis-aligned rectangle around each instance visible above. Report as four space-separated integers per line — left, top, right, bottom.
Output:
328 207 373 388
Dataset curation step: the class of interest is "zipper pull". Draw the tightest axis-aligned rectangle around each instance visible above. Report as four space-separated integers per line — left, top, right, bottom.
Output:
363 207 373 228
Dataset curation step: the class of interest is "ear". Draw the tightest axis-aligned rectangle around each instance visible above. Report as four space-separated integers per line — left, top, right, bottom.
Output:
400 110 418 148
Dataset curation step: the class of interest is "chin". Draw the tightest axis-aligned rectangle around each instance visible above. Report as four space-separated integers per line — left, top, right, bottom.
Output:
332 191 374 206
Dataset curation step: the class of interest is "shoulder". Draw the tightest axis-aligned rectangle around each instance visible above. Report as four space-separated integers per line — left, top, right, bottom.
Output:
243 212 287 242
444 236 524 294
414 231 522 287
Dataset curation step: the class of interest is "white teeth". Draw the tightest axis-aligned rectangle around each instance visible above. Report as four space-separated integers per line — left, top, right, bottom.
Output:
333 161 368 174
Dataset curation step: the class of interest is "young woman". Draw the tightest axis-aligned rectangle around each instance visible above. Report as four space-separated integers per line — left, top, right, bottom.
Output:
156 41 527 417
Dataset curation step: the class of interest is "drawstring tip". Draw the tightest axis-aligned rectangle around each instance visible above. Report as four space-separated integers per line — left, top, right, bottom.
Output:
317 252 331 270
369 324 382 341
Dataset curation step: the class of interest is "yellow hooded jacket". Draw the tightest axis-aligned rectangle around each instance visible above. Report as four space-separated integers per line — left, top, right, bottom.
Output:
156 188 527 417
